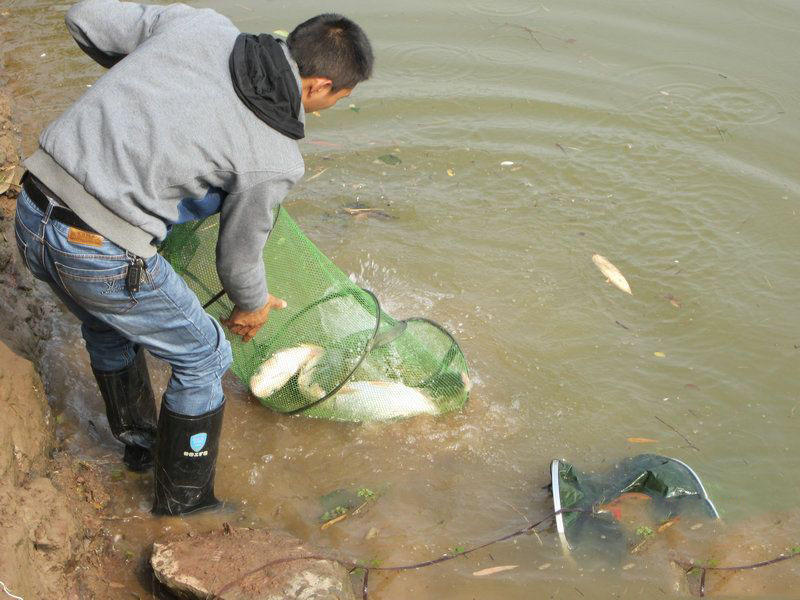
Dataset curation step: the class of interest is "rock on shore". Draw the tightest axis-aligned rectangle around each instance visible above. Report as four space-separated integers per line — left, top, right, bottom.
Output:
151 526 357 600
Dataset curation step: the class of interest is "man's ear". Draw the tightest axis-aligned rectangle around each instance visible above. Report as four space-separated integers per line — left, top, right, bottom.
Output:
309 77 333 96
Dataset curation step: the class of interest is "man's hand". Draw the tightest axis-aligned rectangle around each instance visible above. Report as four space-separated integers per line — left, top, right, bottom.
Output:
221 295 287 342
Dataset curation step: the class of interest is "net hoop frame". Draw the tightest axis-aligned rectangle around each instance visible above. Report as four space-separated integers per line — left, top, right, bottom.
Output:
397 317 469 388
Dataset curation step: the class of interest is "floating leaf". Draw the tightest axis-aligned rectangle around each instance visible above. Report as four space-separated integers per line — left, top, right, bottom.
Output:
626 437 658 444
311 111 321 117
473 565 518 577
377 154 402 165
273 29 289 37
636 525 654 538
447 168 455 177
349 104 360 113
357 487 375 500
654 351 666 358
592 254 632 295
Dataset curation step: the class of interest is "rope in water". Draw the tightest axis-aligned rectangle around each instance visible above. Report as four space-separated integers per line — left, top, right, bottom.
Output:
213 508 800 600
214 508 590 598
673 552 800 597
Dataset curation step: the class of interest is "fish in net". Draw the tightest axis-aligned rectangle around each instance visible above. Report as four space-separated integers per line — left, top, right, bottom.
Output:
159 207 470 421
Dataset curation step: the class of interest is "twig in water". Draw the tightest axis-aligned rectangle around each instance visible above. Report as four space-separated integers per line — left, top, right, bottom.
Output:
343 207 391 218
655 416 700 451
306 167 329 182
500 22 547 50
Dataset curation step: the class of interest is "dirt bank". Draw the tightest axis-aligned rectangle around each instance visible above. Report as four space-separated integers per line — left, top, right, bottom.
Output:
0 334 126 599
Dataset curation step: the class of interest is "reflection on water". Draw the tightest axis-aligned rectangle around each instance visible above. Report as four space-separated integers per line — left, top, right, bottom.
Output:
2 0 799 597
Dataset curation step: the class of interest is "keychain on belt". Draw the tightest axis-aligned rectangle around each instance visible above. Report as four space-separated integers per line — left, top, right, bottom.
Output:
126 257 146 293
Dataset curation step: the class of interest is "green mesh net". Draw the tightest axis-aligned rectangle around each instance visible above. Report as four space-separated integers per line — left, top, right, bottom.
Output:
159 207 470 421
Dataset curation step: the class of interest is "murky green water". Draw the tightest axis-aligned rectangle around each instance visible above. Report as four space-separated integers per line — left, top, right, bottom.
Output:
2 0 799 597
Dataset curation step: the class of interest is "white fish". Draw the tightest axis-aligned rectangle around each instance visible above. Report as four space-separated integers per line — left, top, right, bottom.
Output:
317 381 438 421
592 254 632 295
249 344 323 399
297 347 355 402
297 351 327 401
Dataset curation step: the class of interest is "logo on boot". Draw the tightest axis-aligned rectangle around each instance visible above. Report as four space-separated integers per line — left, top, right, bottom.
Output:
184 432 209 457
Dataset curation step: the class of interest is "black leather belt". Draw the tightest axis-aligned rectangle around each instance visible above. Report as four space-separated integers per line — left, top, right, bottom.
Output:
21 172 97 233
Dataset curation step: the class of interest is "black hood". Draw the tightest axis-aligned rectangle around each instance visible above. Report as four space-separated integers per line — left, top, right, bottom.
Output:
229 33 304 140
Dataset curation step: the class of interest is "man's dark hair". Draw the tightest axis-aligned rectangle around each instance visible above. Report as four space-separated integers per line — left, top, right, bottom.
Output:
287 14 374 91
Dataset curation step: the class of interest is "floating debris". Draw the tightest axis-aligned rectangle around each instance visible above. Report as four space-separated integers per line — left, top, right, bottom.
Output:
626 437 658 444
341 206 393 220
377 154 402 165
500 160 515 167
472 565 519 577
305 167 328 181
592 254 632 295
447 168 455 176
665 293 681 308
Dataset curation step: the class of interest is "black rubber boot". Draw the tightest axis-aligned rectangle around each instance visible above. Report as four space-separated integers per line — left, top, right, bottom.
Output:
92 348 157 472
151 401 225 516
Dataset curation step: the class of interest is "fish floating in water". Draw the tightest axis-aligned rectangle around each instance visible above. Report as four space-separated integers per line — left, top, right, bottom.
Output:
592 254 632 295
249 344 323 399
315 380 439 421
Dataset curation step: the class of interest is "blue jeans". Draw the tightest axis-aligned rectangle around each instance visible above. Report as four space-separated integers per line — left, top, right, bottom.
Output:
14 188 232 416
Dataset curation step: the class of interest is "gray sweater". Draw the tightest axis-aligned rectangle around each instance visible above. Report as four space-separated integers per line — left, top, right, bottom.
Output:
24 0 305 311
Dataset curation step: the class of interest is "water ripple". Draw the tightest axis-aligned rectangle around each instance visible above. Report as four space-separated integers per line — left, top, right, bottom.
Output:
614 63 784 137
467 0 546 18
381 41 479 82
739 0 800 33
